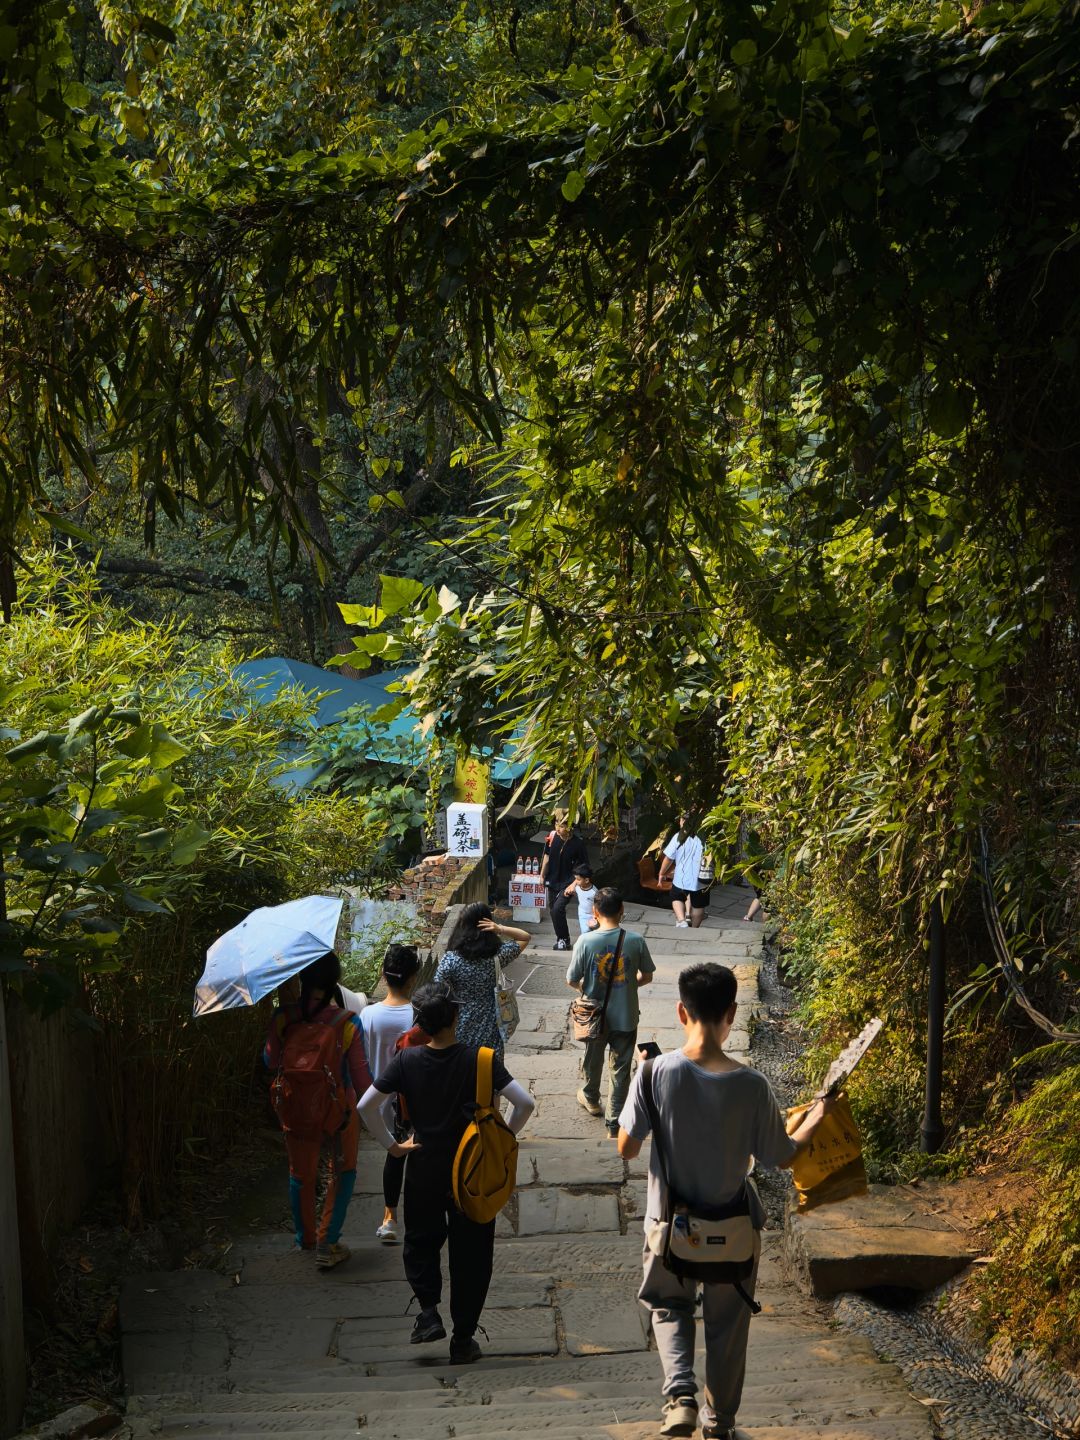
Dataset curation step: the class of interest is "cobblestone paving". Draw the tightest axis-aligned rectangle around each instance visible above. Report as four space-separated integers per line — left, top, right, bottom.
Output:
834 1294 1067 1440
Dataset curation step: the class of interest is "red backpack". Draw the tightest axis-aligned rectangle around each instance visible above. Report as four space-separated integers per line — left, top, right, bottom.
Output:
393 1024 430 1125
270 1009 352 1138
395 1023 430 1053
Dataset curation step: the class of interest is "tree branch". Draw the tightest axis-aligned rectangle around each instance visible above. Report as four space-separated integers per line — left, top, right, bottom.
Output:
97 554 251 595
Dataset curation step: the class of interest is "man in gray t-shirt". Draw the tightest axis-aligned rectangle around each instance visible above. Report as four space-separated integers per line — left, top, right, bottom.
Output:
617 962 837 1440
620 1052 795 1230
566 888 654 1135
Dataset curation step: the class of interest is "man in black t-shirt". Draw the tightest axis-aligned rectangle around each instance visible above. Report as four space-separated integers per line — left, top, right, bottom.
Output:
540 813 589 951
358 982 534 1364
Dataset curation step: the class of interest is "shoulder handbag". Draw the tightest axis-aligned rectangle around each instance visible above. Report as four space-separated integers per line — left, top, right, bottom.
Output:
697 847 715 889
494 956 520 1044
640 1059 761 1312
568 929 624 1042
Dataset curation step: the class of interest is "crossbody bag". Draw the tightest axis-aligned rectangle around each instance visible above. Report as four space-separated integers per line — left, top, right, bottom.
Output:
640 1058 761 1312
568 928 624 1041
494 955 520 1044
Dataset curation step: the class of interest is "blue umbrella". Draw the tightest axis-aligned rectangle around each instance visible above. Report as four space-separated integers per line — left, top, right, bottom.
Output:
193 895 345 1016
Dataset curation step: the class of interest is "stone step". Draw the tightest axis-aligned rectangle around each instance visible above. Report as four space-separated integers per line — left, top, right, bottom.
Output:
134 1322 902 1400
152 1393 930 1438
521 933 762 955
145 1408 932 1440
218 1232 652 1289
153 1399 661 1435
520 904 757 921
130 1354 932 1437
784 1186 979 1298
141 1427 930 1440
518 920 760 938
416 1425 930 1440
143 1363 927 1419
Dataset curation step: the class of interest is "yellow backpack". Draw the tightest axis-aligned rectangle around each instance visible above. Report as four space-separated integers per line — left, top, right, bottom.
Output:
451 1046 519 1223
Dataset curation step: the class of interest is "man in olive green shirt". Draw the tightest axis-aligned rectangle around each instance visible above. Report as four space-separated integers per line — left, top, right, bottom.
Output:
566 888 655 1135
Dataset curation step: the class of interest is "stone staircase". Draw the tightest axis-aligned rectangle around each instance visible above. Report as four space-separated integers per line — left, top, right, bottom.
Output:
122 891 933 1439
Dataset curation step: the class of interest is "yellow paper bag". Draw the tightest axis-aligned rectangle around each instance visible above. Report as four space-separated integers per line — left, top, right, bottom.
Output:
785 1092 868 1212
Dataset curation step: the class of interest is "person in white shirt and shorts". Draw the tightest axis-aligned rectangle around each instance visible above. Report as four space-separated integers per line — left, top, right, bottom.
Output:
568 863 599 933
659 816 713 929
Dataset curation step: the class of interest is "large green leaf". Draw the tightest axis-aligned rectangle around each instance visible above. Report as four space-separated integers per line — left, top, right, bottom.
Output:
115 723 189 768
379 574 428 616
171 820 212 865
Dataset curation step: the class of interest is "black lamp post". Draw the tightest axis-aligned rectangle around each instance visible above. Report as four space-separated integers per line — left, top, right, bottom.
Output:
920 893 946 1153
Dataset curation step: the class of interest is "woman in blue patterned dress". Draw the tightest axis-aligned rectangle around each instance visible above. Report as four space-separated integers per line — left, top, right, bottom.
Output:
432 903 530 1057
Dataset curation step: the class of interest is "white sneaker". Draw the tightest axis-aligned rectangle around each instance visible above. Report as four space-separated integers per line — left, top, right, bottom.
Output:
660 1394 699 1436
576 1088 603 1117
675 920 690 928
375 1220 400 1245
315 1241 351 1270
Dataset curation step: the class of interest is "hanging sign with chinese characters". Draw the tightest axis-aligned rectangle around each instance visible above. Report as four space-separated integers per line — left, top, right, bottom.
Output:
453 754 489 805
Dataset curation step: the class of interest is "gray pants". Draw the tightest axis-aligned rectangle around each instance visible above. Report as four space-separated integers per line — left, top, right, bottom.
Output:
639 1233 761 1431
580 1029 637 1124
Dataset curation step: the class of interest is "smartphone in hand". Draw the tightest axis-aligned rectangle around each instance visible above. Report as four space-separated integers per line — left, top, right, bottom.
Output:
637 1041 662 1060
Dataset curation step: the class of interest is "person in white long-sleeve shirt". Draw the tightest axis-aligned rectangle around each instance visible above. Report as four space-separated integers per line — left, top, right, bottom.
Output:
358 981 534 1365
358 944 422 1246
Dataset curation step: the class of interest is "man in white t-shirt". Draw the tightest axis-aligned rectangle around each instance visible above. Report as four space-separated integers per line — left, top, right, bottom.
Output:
658 817 713 929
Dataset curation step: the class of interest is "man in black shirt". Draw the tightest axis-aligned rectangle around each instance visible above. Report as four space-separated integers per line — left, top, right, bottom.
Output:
540 812 589 951
358 982 534 1363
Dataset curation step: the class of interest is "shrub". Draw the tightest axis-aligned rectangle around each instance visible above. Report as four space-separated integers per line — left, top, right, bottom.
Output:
773 860 1008 1181
1 552 389 1220
341 908 427 996
975 1056 1080 1366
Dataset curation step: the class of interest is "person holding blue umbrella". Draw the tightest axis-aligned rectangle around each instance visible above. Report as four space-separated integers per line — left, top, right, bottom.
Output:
194 896 370 1270
264 950 370 1269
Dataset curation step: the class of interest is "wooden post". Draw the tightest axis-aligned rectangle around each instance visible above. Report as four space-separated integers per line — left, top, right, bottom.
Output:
0 981 26 1437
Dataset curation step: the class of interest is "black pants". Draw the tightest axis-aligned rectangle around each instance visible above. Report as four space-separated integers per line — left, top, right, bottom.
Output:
550 885 572 943
403 1153 495 1339
383 1150 406 1208
384 1099 408 1208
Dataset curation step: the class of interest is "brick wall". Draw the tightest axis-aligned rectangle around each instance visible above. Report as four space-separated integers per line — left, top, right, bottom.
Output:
384 854 488 968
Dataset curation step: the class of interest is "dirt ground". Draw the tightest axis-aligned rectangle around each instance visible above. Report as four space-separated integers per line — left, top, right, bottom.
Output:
899 1165 1036 1238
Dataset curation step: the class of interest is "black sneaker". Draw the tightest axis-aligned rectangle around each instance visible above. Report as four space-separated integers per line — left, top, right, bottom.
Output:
449 1334 482 1365
410 1307 446 1344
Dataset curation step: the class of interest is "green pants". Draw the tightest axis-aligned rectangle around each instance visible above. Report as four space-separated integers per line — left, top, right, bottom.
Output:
580 1028 638 1124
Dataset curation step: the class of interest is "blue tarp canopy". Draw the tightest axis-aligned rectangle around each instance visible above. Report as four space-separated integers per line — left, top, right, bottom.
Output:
233 657 526 790
234 657 413 728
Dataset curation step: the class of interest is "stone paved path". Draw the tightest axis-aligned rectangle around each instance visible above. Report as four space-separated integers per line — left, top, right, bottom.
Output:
122 888 933 1440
